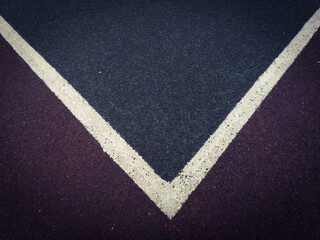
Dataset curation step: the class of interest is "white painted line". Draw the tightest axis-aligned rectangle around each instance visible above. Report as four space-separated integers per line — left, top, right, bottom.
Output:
1 8 319 219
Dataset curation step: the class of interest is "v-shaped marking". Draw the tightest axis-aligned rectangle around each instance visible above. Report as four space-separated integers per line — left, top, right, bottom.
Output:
1 9 319 219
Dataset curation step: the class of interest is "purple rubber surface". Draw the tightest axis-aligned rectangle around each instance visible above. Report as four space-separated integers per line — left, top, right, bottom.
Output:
1 29 320 239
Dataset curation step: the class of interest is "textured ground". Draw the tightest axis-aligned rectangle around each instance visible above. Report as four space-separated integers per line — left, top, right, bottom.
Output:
1 0 319 180
1 1 320 239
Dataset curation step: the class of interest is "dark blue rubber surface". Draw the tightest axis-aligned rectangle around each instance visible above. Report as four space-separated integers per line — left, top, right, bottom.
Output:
1 0 319 180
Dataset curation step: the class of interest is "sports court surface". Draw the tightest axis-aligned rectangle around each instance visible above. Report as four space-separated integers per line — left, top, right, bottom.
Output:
1 1 320 239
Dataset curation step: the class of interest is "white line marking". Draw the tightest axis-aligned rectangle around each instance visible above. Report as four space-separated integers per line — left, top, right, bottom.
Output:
1 9 319 219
